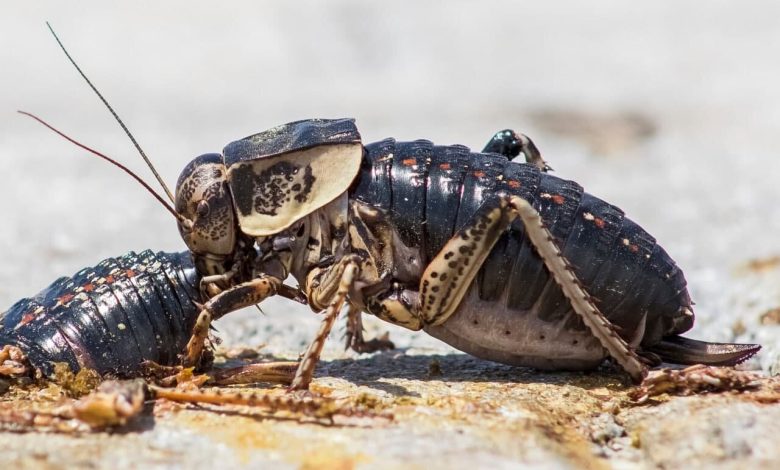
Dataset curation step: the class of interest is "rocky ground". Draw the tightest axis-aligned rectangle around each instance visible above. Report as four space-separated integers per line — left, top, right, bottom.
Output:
2 350 780 469
2 1 780 468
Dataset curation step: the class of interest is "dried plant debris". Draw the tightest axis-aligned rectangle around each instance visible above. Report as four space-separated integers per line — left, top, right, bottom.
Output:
0 379 145 433
0 345 30 377
0 373 391 433
50 362 102 398
739 255 780 274
760 307 780 326
140 360 298 388
630 365 761 403
750 380 780 404
528 109 657 155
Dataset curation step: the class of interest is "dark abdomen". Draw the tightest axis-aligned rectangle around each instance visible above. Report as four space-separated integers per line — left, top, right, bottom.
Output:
0 250 201 376
352 139 693 347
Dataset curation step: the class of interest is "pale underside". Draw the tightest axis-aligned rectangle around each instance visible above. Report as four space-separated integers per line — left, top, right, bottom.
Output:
426 286 607 370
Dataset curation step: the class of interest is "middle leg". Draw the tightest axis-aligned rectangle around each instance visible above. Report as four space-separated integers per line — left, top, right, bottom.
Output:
290 256 361 391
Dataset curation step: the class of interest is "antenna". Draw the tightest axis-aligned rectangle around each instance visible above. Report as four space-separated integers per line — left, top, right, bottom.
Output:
18 110 191 228
45 21 176 204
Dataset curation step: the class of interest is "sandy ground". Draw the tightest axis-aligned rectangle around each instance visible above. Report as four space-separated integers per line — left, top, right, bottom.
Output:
2 1 780 468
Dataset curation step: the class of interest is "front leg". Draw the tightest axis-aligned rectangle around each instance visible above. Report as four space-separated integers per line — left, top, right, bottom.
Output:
290 256 361 391
182 275 282 368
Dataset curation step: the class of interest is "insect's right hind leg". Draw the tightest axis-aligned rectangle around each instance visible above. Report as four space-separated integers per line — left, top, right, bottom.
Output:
508 196 646 381
482 129 552 172
417 193 647 382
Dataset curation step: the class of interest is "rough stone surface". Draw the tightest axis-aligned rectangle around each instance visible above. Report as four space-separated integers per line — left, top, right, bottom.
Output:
2 353 780 469
2 1 780 468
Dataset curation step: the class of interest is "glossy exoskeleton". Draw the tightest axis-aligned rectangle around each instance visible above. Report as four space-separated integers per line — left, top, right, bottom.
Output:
168 119 760 388
0 251 200 377
0 120 761 387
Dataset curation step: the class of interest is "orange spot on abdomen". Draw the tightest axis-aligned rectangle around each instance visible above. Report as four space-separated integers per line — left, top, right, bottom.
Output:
439 162 451 170
18 311 37 327
552 194 565 205
507 180 521 189
402 158 417 166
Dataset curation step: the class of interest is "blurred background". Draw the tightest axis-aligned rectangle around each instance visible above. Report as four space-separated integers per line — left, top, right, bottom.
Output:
1 1 779 369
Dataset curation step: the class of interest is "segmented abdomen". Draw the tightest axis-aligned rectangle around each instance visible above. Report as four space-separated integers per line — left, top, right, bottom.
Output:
0 250 201 376
353 139 693 344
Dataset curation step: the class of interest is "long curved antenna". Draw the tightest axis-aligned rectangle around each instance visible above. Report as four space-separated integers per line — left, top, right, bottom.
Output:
18 110 190 227
45 21 176 204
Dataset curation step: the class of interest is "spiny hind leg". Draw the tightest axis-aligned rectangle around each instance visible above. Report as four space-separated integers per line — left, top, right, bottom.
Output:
482 130 552 172
419 195 517 326
510 196 646 382
418 193 646 382
150 385 345 421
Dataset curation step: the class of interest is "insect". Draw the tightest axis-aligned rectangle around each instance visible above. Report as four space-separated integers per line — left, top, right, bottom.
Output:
170 118 761 389
2 26 761 393
0 250 203 378
0 250 348 430
0 249 301 380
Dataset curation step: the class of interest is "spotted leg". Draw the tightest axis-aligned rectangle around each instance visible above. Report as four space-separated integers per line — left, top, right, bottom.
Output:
149 385 351 421
419 194 647 382
290 256 361 391
182 275 282 368
483 130 552 172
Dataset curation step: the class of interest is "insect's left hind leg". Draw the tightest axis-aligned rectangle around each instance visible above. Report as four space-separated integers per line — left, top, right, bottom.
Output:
345 303 395 353
290 256 361 391
419 194 647 382
483 129 552 172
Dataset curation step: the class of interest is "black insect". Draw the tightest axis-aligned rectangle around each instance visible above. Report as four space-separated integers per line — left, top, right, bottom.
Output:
0 251 200 377
1 26 761 389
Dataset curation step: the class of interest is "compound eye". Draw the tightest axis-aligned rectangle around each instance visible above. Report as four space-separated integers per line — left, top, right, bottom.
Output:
196 200 210 218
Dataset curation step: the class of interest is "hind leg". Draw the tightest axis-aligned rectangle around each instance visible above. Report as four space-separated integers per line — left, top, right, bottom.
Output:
483 130 552 172
418 193 647 382
344 303 395 353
